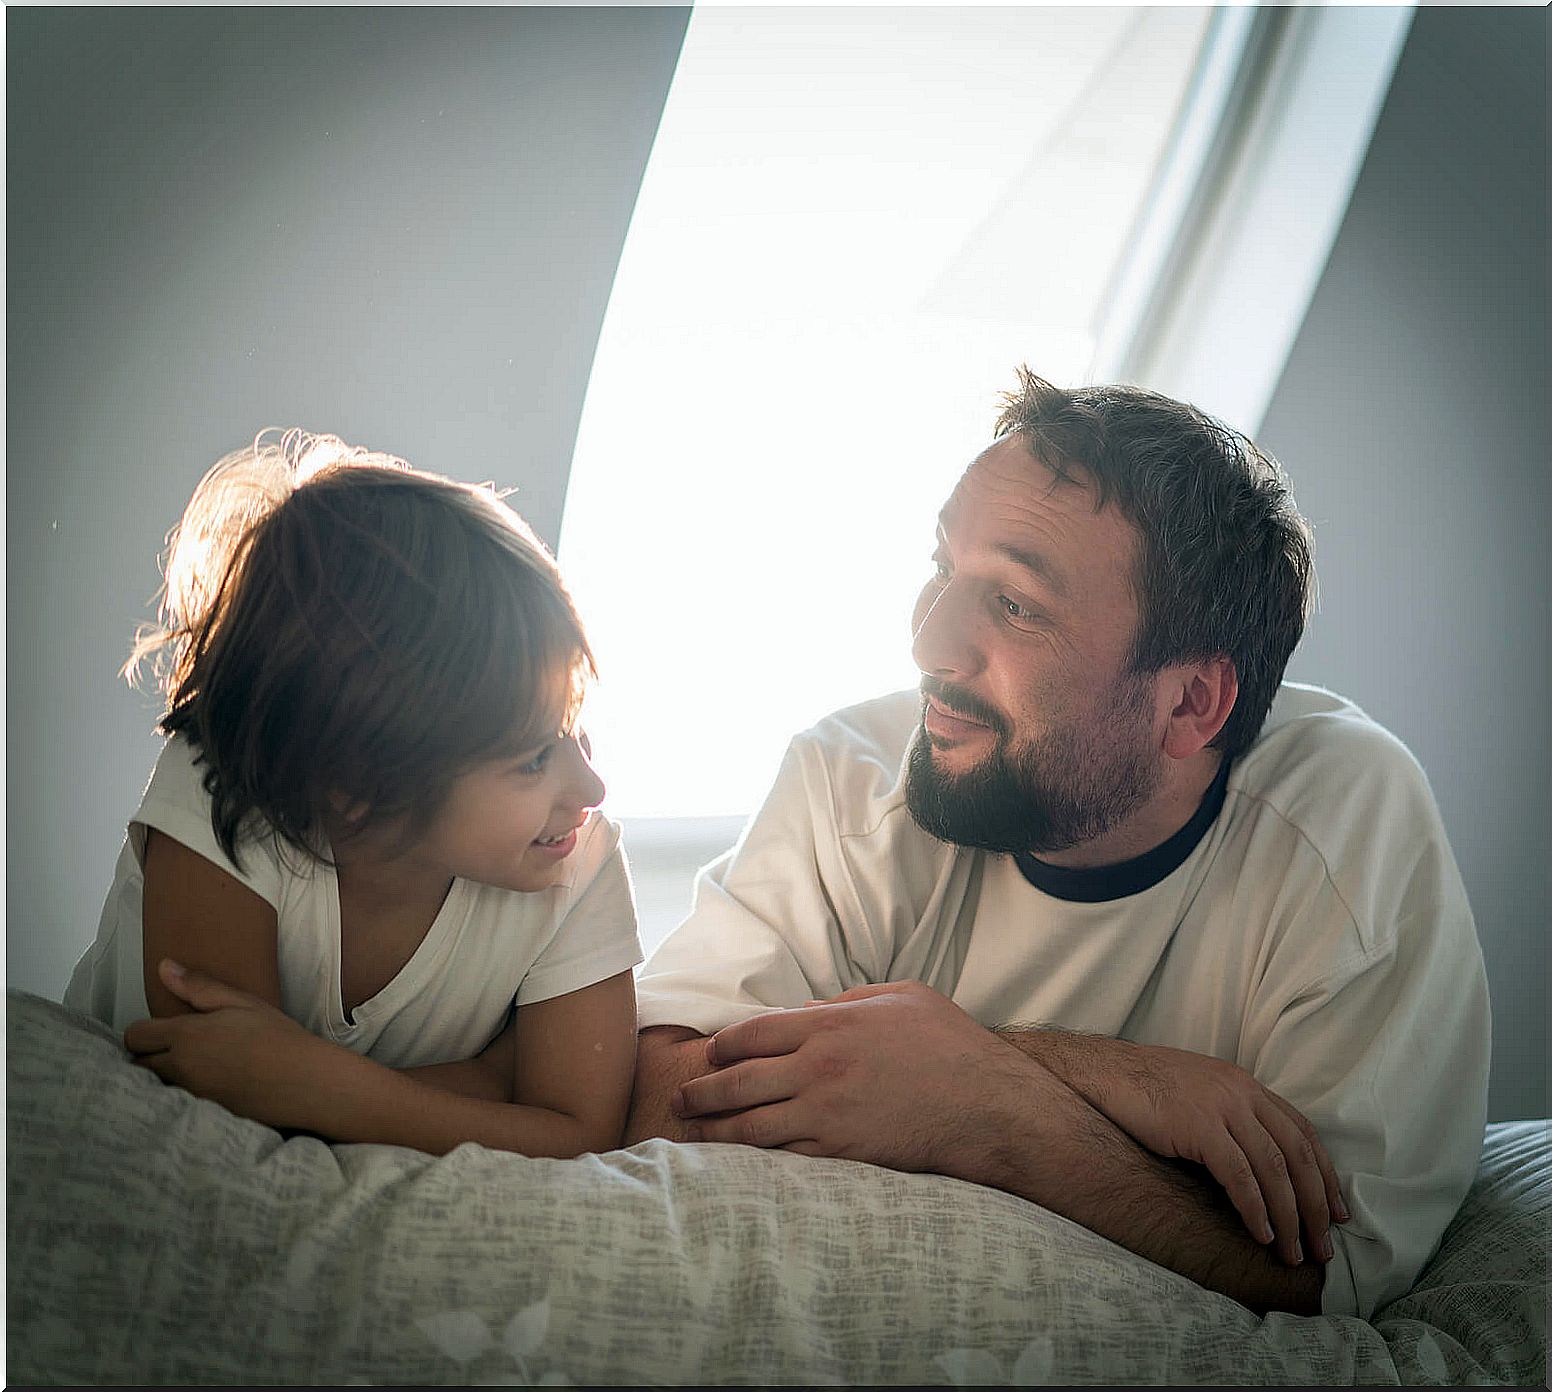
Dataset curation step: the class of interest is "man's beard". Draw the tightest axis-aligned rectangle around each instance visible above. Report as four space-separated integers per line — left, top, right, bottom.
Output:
904 673 1162 856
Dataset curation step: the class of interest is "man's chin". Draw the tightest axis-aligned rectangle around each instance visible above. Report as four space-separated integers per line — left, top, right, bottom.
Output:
904 725 1067 855
904 729 991 845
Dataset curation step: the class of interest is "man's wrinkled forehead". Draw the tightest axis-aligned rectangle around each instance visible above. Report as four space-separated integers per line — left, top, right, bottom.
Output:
936 493 1073 601
939 436 1100 538
955 433 1096 502
940 435 1140 607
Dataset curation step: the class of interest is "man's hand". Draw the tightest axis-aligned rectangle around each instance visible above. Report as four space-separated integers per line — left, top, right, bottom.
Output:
1000 1030 1347 1267
124 958 331 1130
662 980 1328 1312
673 980 1037 1173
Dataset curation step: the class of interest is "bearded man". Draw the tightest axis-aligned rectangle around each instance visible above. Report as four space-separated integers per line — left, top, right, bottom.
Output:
624 369 1490 1319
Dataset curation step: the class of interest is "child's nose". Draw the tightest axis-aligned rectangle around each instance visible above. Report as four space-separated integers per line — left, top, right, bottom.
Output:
571 737 606 809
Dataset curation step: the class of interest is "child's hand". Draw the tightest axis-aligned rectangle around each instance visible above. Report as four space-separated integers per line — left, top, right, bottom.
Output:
124 959 328 1131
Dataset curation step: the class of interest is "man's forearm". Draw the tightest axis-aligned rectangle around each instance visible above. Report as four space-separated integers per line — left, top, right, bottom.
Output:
624 1026 713 1145
992 1024 1128 1105
629 1008 1323 1313
960 1045 1324 1315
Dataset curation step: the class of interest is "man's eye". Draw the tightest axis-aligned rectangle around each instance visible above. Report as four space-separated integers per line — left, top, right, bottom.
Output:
930 556 951 583
999 595 1037 623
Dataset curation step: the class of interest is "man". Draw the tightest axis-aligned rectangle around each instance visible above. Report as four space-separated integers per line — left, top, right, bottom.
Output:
625 368 1490 1319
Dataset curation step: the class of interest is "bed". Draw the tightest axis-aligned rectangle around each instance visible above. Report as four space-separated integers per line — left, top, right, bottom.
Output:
6 989 1547 1385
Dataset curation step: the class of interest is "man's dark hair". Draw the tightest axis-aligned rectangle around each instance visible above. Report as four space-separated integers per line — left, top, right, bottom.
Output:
994 367 1314 757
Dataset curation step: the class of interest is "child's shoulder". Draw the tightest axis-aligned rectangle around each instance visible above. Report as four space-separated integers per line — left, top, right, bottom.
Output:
132 735 289 904
137 733 213 817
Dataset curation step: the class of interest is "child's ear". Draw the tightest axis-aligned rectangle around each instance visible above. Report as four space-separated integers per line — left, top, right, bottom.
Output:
327 791 371 825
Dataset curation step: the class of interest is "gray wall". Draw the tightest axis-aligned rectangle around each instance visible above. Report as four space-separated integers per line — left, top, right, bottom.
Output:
9 6 1545 1125
6 7 689 996
1262 6 1547 1122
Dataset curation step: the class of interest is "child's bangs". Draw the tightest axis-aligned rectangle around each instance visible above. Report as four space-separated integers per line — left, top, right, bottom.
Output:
476 570 596 764
500 639 592 760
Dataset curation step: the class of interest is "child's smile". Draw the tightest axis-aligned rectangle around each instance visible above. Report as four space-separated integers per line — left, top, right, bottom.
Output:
421 733 607 894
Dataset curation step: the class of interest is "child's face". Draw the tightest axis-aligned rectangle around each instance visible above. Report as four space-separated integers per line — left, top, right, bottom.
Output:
414 732 607 893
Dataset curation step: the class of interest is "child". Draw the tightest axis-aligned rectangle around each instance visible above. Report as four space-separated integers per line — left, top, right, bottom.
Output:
65 430 643 1158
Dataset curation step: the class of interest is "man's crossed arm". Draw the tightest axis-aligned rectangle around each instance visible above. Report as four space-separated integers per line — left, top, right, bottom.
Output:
626 980 1346 1316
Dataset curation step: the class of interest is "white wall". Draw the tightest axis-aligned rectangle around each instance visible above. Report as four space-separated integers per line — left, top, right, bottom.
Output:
6 7 689 997
1261 6 1547 1122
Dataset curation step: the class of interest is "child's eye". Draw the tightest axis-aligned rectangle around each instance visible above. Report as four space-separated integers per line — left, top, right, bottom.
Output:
514 744 554 776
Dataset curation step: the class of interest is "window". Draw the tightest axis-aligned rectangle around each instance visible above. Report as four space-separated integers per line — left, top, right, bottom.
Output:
561 6 1213 844
558 6 1415 951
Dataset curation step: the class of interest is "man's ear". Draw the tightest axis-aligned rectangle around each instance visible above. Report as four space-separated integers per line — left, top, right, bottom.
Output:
1161 657 1237 760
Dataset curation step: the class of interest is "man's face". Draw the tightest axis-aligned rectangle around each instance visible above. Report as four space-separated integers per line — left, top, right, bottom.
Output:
905 436 1164 857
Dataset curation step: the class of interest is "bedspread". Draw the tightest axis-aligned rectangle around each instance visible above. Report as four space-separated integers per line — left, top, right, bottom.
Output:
7 991 1547 1385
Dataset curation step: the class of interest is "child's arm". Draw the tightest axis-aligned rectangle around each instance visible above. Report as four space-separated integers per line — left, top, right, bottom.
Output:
398 1012 519 1103
143 830 523 1103
125 960 638 1157
141 828 284 1015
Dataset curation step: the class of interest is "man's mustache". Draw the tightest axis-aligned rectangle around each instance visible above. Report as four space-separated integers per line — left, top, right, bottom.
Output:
919 676 1009 738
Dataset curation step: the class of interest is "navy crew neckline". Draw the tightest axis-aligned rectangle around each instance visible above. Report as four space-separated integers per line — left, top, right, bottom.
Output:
1013 755 1234 903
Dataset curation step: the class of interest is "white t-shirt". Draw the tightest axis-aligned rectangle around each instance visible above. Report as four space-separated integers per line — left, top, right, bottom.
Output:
636 683 1491 1320
66 736 644 1070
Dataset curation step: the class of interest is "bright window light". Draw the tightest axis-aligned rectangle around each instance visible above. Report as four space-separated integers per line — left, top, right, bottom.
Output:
560 6 1212 820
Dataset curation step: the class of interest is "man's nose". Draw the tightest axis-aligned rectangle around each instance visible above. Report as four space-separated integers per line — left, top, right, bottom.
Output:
911 581 981 680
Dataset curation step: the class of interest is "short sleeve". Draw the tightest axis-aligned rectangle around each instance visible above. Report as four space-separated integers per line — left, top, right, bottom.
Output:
132 737 286 908
1241 832 1491 1318
515 816 644 1007
635 738 877 1035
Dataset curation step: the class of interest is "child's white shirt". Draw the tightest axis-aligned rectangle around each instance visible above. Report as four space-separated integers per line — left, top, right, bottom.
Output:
65 736 643 1068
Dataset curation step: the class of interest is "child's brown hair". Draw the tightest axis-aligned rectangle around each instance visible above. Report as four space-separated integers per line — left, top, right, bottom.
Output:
129 430 595 867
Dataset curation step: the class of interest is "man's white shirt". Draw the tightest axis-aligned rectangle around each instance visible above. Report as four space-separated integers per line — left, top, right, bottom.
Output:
637 682 1491 1319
